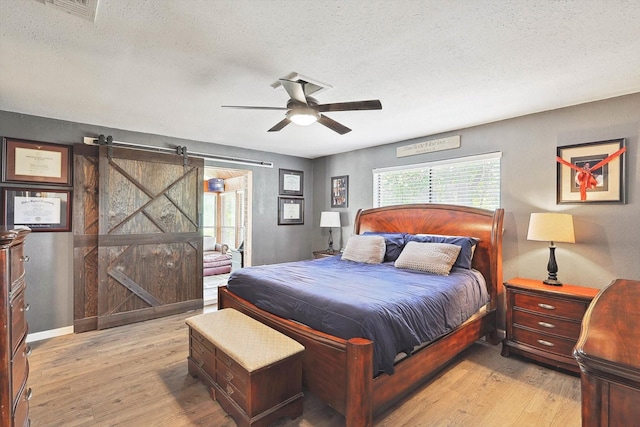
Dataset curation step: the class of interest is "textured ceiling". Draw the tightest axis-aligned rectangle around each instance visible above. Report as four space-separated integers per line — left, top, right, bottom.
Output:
1 1 639 159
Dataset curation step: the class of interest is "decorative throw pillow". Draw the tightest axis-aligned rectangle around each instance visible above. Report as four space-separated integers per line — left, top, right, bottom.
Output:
341 235 386 264
203 236 217 251
406 234 479 269
362 232 406 262
394 241 462 275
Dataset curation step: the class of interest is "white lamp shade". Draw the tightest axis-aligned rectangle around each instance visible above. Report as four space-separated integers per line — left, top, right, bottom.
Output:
527 213 575 243
320 211 341 228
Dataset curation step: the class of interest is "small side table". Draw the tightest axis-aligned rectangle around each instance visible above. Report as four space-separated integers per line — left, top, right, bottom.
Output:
501 277 599 374
312 250 340 259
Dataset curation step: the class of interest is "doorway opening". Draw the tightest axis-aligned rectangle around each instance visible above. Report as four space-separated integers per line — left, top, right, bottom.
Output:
202 166 252 306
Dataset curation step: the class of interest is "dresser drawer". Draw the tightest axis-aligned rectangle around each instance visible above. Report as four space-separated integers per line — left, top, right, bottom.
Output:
512 325 576 358
190 335 215 379
10 243 26 288
13 386 31 427
514 292 588 320
12 339 30 404
11 290 28 354
513 309 582 339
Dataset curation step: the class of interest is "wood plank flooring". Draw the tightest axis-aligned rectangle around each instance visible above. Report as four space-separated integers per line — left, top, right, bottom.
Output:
27 309 581 427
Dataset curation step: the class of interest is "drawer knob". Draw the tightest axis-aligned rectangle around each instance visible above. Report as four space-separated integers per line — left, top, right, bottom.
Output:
225 357 233 367
21 255 30 263
537 339 555 347
224 371 234 381
538 321 555 328
198 360 204 368
25 345 32 357
22 304 31 312
25 388 33 401
538 303 555 310
226 384 234 396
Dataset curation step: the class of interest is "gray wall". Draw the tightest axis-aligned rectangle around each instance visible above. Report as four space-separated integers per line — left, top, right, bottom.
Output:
312 93 640 293
2 92 638 334
0 111 314 333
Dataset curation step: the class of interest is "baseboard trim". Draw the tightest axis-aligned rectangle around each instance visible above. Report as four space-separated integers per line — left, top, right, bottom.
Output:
27 326 74 343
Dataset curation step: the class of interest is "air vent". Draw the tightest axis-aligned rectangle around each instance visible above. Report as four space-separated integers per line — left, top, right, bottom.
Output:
44 0 99 22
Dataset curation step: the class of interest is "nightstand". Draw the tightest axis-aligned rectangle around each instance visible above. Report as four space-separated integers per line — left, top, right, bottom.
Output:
312 250 340 259
501 277 599 374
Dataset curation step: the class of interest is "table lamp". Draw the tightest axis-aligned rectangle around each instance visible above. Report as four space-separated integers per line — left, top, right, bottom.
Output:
527 212 575 286
320 211 341 253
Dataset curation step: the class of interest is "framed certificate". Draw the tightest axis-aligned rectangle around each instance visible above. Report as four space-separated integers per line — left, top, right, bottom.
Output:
278 197 304 225
279 168 303 196
2 138 72 186
2 188 71 232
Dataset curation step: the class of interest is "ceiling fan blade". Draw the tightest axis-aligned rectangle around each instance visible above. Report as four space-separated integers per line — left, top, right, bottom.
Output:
222 105 287 110
268 118 291 132
318 115 351 135
316 100 382 112
279 79 308 105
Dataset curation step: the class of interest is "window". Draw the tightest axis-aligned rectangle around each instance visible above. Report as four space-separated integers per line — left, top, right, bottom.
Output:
373 152 501 210
202 193 217 237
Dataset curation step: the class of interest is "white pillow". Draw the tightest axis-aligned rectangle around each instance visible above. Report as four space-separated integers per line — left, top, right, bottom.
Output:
203 236 217 251
394 241 461 275
341 235 386 264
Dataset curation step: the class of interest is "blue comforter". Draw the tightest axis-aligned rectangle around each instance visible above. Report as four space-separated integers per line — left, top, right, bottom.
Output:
227 255 489 375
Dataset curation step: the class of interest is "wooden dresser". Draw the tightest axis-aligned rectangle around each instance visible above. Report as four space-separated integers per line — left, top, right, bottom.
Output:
1 227 31 427
574 278 640 427
502 277 599 374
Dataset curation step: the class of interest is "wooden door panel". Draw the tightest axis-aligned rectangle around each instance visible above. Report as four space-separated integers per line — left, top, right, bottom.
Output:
97 146 203 330
73 144 100 332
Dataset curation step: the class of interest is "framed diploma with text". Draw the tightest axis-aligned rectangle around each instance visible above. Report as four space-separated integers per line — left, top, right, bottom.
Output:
2 138 72 186
278 197 304 225
279 168 303 197
3 188 71 232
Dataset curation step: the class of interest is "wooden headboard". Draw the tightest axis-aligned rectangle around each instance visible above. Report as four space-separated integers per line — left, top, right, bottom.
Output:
354 203 504 310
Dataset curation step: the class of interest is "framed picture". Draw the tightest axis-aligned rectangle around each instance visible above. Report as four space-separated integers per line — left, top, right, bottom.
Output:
556 138 626 204
331 175 349 208
2 138 72 186
2 187 72 232
278 197 304 225
279 168 303 196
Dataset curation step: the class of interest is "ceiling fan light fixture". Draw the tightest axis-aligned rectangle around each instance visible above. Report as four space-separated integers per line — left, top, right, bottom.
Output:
287 108 320 126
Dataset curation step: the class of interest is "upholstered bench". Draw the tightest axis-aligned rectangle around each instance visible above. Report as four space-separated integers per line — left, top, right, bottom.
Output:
186 308 305 427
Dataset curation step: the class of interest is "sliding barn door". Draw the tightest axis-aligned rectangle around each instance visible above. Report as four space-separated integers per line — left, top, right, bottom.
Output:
96 146 203 329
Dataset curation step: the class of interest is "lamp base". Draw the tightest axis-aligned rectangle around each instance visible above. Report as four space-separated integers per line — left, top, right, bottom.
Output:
543 278 563 286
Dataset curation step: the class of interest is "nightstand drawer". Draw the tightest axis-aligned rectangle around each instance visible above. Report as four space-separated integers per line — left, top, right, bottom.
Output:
514 293 588 320
512 326 576 358
513 309 582 339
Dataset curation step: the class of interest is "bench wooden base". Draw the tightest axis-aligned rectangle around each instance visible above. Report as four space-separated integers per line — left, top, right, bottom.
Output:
187 309 304 427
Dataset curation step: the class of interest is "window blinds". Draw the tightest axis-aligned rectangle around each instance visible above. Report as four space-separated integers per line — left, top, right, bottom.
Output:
373 152 501 210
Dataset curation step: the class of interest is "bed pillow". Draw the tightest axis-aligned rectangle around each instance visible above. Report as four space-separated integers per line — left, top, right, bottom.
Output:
362 232 406 261
203 236 217 251
394 241 461 275
406 234 478 269
341 235 386 264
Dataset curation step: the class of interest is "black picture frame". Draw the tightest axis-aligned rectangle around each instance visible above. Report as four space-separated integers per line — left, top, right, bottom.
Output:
331 175 349 208
278 197 304 225
556 138 626 204
2 187 72 232
279 169 303 196
2 137 72 186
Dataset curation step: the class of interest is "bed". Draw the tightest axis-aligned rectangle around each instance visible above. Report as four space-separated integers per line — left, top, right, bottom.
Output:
218 203 504 426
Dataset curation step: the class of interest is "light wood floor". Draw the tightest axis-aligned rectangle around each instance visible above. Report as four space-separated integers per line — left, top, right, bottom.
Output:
27 309 581 427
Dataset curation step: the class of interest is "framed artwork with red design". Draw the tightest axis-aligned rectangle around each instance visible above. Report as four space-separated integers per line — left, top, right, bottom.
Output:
556 138 626 204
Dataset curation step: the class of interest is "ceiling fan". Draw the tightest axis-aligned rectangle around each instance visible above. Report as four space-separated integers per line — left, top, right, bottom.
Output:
222 79 382 135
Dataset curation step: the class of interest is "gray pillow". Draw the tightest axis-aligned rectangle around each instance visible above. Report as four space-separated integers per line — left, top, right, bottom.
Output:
394 241 461 275
341 235 386 264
